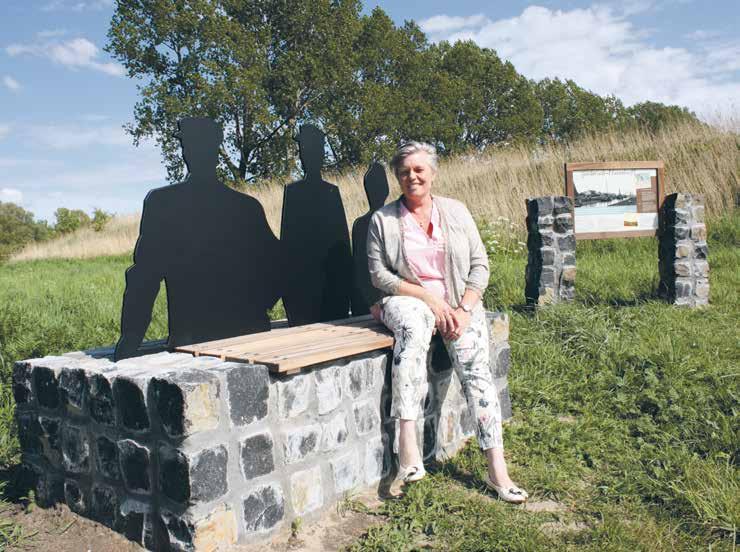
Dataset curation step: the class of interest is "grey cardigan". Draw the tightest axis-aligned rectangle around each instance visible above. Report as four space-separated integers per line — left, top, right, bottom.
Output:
366 195 489 308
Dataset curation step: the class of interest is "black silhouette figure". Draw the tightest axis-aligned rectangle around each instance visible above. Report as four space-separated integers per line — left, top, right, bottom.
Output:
115 117 282 361
351 162 389 314
280 125 353 325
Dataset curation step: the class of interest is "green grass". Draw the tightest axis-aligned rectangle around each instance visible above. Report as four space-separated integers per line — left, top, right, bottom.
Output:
0 215 737 550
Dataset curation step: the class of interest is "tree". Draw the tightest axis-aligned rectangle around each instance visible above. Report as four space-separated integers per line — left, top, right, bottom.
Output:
534 78 621 141
54 208 91 234
627 101 699 133
0 202 45 261
436 41 542 151
107 0 362 184
91 208 112 232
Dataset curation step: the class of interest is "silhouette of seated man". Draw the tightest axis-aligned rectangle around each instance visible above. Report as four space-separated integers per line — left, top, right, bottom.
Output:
115 117 282 360
280 124 352 326
351 162 389 315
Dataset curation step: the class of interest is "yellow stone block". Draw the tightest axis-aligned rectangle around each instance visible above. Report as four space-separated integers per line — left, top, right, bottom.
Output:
193 505 238 552
489 315 509 344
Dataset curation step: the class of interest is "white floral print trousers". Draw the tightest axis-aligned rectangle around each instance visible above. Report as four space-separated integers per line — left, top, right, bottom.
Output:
381 295 504 450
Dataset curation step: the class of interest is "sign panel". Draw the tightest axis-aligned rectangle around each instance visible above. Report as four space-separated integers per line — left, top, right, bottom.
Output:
565 161 666 240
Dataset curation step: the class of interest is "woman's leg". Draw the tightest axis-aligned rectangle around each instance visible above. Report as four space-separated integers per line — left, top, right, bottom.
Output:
380 296 436 469
444 308 517 488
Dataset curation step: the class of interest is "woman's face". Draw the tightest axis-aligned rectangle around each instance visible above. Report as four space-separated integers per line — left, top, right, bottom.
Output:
397 151 436 203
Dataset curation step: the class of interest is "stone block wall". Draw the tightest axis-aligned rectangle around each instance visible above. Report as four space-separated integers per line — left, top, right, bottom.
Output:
14 313 512 551
525 196 576 306
658 193 710 306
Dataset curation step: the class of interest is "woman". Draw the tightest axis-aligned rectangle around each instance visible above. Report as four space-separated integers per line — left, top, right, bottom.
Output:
367 142 528 503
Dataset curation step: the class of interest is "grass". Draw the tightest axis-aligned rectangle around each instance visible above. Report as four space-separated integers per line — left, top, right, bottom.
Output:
10 119 739 261
0 221 737 547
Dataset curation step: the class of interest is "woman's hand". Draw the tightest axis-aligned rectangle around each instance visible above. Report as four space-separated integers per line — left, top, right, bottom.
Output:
424 293 458 337
448 308 472 340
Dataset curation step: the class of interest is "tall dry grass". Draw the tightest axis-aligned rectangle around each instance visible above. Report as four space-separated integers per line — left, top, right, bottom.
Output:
11 120 738 261
11 214 141 262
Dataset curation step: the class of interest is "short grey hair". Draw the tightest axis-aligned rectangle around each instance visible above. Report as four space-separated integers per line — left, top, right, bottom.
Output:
390 141 438 179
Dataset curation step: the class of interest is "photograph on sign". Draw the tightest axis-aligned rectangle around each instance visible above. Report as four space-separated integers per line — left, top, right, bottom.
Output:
572 169 659 235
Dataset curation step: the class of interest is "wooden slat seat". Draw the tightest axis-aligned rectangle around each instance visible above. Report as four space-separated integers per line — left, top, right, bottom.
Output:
175 315 394 374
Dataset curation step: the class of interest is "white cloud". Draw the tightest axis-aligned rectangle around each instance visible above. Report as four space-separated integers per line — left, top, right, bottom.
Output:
41 0 113 12
419 5 740 119
420 14 488 34
0 124 11 140
6 37 124 77
0 188 24 204
2 75 21 92
37 29 69 38
26 124 131 150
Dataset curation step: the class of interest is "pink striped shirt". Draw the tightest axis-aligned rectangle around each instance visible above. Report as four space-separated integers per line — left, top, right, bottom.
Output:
400 202 447 300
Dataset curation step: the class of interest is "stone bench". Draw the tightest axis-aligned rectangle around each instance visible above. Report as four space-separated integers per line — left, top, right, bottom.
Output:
13 312 513 551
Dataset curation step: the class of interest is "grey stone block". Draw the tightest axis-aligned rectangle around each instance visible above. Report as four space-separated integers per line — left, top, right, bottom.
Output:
491 345 511 379
540 247 555 265
59 367 88 415
159 444 228 505
118 439 151 493
284 425 320 464
364 438 385 484
12 362 33 406
499 387 512 420
61 424 90 474
64 478 88 515
331 452 359 494
151 369 220 439
88 373 115 426
243 483 285 534
17 414 42 456
113 376 150 432
315 365 342 415
290 466 323 515
343 359 375 399
276 373 310 419
240 432 274 480
117 499 149 545
31 463 64 507
38 416 61 464
353 401 380 436
215 363 269 427
557 234 575 251
91 484 118 528
423 416 437 459
320 413 348 452
95 436 121 481
33 365 60 410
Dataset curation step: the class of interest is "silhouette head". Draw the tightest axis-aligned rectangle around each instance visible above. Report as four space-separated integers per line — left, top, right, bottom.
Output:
174 117 224 175
296 124 325 177
363 162 389 211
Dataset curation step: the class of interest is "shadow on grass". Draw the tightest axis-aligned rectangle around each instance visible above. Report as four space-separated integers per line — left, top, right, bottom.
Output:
0 462 34 503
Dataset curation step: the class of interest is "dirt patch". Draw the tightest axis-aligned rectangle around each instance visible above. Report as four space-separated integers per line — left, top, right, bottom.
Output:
4 501 143 552
3 490 386 552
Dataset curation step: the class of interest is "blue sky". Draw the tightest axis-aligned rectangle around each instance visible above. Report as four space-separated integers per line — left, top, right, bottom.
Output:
1 0 738 222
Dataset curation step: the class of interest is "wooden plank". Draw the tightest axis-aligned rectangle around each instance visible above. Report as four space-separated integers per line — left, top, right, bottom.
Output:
248 330 393 362
214 320 383 357
177 315 376 354
217 327 387 359
266 336 394 373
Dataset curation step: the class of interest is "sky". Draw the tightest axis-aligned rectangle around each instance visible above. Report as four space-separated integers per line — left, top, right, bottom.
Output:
1 0 738 222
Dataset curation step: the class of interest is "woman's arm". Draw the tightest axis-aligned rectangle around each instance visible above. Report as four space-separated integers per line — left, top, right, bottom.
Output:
460 204 490 296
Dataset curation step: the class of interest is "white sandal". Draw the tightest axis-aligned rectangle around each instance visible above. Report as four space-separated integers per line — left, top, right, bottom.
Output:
398 463 427 483
483 474 528 504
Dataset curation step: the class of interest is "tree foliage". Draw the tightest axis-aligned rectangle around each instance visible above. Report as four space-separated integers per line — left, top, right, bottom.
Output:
54 208 92 235
106 1 702 183
0 203 52 261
